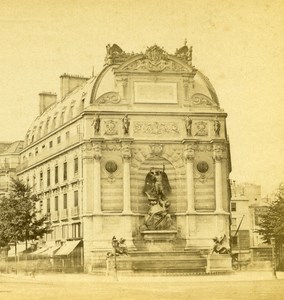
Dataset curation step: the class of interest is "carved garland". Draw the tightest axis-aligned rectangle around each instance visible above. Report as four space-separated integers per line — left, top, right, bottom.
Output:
134 122 179 135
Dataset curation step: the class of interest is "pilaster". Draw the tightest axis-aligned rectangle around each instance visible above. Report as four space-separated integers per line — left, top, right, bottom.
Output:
92 139 103 214
213 143 224 213
120 139 133 214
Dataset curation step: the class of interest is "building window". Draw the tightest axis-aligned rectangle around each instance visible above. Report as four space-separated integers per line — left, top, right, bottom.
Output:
72 223 81 238
49 141 53 148
63 162 67 181
35 147 38 156
57 136 61 144
65 131 70 140
55 165 58 184
63 193 67 209
42 144 45 149
47 198 50 213
40 171 43 189
54 196 58 211
231 218 237 227
74 157 78 175
74 191 79 207
62 225 69 239
231 202 236 212
47 168 50 187
33 175 36 190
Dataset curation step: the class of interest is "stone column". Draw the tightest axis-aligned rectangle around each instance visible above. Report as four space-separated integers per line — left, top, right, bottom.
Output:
213 144 224 212
93 142 102 214
121 141 132 214
184 143 195 213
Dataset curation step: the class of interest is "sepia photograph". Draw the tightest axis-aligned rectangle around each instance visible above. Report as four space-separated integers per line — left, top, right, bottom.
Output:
0 1 284 299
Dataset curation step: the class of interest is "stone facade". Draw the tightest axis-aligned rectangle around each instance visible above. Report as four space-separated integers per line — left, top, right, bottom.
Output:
18 43 232 272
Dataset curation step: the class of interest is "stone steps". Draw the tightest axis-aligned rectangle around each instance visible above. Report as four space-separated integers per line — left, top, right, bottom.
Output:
113 250 207 274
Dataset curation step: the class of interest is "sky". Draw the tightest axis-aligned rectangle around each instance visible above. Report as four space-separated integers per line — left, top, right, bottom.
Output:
0 0 283 195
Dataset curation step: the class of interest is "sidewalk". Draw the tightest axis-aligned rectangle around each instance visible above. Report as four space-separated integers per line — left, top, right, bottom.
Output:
1 270 284 284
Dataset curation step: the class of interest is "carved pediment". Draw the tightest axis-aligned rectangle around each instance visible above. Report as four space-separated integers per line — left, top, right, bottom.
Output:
116 45 193 73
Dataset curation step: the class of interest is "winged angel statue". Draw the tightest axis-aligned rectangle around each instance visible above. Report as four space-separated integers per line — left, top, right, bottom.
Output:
140 164 175 231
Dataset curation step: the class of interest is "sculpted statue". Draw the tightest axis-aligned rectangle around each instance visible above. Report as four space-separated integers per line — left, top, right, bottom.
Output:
92 114 101 134
214 119 221 136
140 165 174 231
107 236 128 257
211 234 230 254
122 114 130 134
185 116 192 136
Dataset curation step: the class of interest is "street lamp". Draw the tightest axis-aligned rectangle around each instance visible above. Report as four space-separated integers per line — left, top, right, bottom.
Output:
270 237 277 279
112 236 119 280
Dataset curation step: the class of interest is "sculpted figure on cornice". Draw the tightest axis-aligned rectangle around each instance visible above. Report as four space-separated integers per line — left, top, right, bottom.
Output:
91 114 101 135
214 118 221 136
175 39 192 65
105 44 133 65
134 121 179 135
185 116 192 136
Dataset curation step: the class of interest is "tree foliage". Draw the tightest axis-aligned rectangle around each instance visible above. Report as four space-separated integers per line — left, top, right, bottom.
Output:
257 183 284 244
0 178 51 248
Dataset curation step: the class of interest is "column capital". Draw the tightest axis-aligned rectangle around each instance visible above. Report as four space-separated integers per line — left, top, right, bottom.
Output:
213 143 224 161
92 141 102 161
120 139 133 161
183 142 196 162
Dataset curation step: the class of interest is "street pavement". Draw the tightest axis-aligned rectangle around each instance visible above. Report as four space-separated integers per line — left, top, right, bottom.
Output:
1 271 284 300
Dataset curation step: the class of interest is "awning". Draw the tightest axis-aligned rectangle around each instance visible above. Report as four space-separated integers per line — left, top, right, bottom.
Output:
42 245 61 257
31 247 49 255
55 240 81 256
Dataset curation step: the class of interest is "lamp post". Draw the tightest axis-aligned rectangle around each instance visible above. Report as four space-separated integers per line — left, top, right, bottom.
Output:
270 237 277 279
112 236 119 280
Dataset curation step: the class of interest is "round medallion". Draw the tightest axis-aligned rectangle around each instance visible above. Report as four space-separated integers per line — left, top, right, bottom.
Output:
197 161 209 173
105 160 118 174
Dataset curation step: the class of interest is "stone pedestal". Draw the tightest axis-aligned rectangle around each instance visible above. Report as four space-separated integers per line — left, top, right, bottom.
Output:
140 230 177 252
206 253 232 273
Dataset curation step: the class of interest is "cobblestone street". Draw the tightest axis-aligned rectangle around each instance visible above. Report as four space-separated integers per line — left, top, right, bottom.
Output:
1 271 284 300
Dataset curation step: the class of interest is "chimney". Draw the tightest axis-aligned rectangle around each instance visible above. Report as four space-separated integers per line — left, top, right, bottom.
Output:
39 92 57 115
60 73 89 99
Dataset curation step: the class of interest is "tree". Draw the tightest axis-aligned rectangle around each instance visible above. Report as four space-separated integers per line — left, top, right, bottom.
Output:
257 183 284 244
0 178 51 250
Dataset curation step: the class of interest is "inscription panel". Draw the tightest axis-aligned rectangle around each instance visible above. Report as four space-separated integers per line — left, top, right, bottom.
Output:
134 82 177 103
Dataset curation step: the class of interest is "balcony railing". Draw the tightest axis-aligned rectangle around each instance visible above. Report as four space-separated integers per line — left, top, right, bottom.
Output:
71 206 80 218
60 209 68 220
